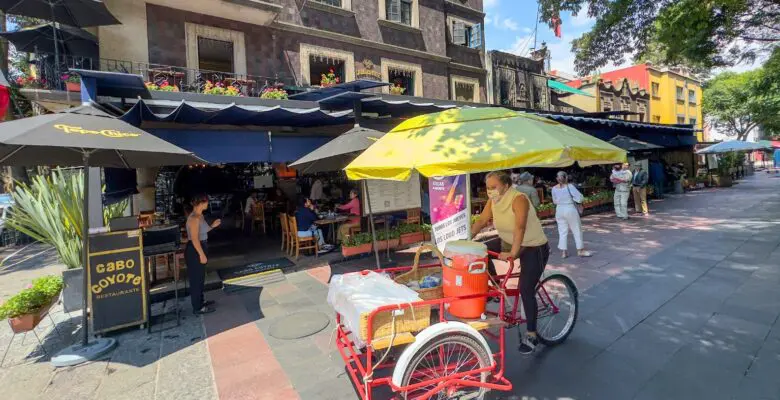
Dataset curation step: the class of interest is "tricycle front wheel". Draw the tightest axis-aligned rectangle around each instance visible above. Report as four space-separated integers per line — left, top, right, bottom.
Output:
535 273 578 346
400 333 490 400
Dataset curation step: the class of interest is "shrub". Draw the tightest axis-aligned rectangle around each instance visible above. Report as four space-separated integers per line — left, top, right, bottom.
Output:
0 276 63 319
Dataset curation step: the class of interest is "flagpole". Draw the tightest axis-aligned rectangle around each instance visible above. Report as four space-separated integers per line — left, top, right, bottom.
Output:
533 1 540 51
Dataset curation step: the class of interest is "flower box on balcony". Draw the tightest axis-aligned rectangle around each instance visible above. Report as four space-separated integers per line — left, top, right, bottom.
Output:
66 82 80 92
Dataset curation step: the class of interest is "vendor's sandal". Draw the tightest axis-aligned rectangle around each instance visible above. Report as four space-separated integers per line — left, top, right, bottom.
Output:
578 250 593 257
195 306 215 315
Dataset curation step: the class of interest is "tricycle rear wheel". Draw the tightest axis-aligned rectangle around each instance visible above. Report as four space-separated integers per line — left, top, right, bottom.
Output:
400 333 490 400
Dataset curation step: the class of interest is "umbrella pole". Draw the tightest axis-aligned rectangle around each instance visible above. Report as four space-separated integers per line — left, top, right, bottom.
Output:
49 2 60 84
363 181 381 269
81 154 90 346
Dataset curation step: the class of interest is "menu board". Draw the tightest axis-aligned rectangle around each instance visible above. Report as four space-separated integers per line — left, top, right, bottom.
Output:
362 172 422 215
87 229 147 334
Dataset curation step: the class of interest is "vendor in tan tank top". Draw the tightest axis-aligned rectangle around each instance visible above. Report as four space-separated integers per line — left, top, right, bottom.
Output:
471 171 551 355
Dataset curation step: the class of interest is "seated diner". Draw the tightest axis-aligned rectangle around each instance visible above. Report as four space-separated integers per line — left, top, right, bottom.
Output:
337 189 361 240
295 197 332 252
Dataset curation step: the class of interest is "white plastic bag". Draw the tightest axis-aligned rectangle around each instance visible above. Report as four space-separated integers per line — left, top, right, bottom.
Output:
328 271 422 347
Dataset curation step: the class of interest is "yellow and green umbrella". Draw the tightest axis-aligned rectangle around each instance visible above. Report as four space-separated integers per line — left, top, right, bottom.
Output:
345 107 627 181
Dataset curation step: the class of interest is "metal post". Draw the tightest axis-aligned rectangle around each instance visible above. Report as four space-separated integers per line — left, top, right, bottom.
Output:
81 154 90 346
363 181 381 269
49 3 59 88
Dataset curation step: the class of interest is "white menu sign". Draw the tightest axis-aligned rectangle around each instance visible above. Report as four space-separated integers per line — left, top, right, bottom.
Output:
362 172 422 215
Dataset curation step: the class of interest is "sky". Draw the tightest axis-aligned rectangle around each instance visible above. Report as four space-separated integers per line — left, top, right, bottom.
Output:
482 0 764 77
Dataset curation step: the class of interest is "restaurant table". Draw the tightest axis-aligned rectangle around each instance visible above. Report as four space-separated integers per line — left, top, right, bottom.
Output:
315 215 349 244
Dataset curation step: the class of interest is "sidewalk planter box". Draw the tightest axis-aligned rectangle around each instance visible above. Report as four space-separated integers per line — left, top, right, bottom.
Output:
713 175 733 187
66 82 80 92
62 268 84 313
9 299 56 334
400 232 425 246
374 239 400 251
342 243 372 257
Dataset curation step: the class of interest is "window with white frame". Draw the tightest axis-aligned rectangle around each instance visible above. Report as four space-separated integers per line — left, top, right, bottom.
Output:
451 75 479 102
449 17 482 49
185 23 247 79
380 0 418 27
676 86 684 102
381 58 423 96
313 0 342 7
688 89 696 104
300 44 355 87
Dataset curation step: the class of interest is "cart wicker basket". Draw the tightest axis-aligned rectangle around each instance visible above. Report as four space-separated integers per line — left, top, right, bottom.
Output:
358 303 431 342
393 243 445 300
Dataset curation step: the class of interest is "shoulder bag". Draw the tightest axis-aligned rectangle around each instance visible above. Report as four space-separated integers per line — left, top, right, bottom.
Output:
566 184 584 216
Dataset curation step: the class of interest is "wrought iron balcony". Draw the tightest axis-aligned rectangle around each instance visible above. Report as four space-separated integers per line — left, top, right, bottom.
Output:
22 53 298 98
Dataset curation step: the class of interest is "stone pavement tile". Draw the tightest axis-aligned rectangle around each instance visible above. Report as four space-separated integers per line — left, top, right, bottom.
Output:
569 350 659 400
0 361 53 400
734 376 780 400
306 265 332 285
41 360 108 400
265 281 301 299
155 340 216 400
718 297 780 327
632 359 743 400
705 313 773 341
605 323 689 371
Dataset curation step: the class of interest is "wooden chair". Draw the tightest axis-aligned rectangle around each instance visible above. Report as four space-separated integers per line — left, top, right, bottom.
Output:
279 213 291 254
288 215 318 260
252 202 267 234
404 208 421 225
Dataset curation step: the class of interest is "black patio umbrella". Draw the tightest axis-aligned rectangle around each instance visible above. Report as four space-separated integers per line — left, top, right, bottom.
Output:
289 125 387 173
609 135 662 152
0 23 99 58
0 103 203 366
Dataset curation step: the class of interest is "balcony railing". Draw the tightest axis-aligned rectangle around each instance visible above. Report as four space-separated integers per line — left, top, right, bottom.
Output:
25 53 299 97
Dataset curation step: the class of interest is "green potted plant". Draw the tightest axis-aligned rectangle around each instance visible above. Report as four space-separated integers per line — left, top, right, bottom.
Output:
320 68 341 88
398 223 424 246
375 227 401 251
0 276 63 333
536 202 555 219
260 87 288 99
389 82 406 95
145 81 180 92
421 223 432 241
341 232 373 257
713 153 736 187
62 74 81 92
202 80 241 96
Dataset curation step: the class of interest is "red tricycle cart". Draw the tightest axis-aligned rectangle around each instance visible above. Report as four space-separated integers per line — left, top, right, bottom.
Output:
334 245 579 400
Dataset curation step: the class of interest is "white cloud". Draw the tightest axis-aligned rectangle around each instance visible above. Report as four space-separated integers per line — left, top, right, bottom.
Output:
503 35 535 56
502 18 519 31
483 0 499 9
523 27 533 33
569 11 594 28
485 15 492 25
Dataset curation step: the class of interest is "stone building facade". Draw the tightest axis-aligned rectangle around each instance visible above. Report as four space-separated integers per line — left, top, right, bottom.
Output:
595 78 650 122
98 0 488 102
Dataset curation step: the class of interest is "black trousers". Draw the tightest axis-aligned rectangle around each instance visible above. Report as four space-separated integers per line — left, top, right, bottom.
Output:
483 237 550 332
185 241 208 312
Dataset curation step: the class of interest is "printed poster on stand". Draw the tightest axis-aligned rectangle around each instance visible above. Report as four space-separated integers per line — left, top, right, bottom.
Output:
428 174 470 252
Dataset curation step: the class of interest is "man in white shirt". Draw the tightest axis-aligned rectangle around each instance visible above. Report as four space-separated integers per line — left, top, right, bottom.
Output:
610 163 633 220
310 178 323 202
244 192 258 234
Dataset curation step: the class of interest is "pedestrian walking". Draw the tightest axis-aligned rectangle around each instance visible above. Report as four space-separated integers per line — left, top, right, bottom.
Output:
632 164 649 216
611 162 632 220
551 171 592 258
185 194 220 315
512 171 541 209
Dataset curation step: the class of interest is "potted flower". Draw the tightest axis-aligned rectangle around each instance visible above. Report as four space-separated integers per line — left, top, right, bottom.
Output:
145 81 180 92
0 276 63 333
398 223 424 246
342 232 373 257
15 76 45 89
260 87 288 100
422 224 432 242
62 74 81 92
536 203 555 219
203 80 241 96
320 68 341 88
375 227 401 251
389 83 406 95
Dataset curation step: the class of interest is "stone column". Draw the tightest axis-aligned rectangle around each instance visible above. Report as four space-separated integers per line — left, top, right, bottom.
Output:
133 167 160 214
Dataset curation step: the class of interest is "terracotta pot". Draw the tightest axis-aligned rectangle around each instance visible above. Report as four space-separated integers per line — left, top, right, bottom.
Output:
400 232 425 246
423 232 431 241
66 81 80 92
342 243 372 257
8 298 56 334
537 209 553 219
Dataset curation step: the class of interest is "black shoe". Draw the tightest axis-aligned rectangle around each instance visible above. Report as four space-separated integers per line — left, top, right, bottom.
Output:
518 333 539 355
194 306 215 315
202 300 215 307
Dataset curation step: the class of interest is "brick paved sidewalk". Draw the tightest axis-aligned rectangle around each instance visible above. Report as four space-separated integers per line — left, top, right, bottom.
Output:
0 173 778 400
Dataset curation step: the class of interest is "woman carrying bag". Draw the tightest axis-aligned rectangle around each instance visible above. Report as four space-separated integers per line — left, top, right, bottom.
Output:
551 171 592 258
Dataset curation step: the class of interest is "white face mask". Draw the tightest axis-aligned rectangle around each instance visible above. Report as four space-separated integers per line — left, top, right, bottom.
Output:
487 188 502 201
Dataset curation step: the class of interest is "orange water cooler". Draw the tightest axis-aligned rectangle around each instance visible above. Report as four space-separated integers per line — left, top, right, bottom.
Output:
442 240 489 319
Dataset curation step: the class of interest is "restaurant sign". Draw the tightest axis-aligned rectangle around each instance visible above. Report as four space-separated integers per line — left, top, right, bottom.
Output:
87 230 147 334
428 174 469 252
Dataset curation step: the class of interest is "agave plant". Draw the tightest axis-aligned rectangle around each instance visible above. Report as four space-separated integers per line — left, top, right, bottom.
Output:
8 170 84 270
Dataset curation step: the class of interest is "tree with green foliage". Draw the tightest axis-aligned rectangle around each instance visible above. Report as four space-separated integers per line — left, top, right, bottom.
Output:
703 55 780 141
539 0 780 74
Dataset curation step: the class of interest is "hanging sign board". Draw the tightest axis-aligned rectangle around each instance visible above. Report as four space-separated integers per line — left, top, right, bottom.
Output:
362 171 422 215
428 174 470 252
87 229 147 334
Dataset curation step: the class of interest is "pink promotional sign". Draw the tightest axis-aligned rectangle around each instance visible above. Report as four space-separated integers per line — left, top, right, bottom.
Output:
428 175 470 251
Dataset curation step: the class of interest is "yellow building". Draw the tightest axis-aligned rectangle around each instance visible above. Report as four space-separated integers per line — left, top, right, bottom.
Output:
648 67 704 141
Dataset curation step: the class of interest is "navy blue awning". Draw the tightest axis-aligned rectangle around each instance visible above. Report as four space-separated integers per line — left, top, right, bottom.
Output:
149 129 332 164
121 99 353 127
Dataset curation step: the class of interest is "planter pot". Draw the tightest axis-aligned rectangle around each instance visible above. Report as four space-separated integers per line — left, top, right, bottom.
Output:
342 243 372 257
375 239 400 251
423 232 431 241
537 209 553 219
713 175 733 187
62 268 84 313
8 298 57 334
400 232 425 246
66 82 80 92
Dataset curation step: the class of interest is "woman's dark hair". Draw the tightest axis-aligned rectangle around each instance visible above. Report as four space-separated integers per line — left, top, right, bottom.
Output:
298 197 312 207
184 204 193 215
350 188 359 197
190 193 209 207
485 171 512 186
